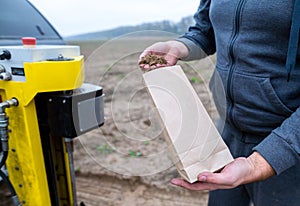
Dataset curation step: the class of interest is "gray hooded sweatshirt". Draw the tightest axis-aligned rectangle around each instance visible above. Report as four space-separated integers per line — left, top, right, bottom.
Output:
177 0 300 175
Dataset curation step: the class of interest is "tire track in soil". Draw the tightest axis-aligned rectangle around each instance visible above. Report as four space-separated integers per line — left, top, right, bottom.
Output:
0 174 208 206
76 174 208 206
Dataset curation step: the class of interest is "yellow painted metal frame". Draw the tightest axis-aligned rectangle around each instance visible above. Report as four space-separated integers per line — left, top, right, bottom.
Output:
1 56 84 205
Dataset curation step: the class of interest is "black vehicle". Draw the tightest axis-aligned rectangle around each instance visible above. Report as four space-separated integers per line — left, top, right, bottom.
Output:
0 0 65 45
0 0 66 204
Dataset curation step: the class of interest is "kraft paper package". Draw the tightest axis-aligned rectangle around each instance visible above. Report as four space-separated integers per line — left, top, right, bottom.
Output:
143 65 233 183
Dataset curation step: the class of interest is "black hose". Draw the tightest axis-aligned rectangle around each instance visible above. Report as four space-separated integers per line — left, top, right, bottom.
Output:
0 151 8 169
0 169 16 196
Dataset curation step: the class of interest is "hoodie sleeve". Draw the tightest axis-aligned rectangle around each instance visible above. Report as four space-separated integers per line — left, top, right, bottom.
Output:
176 0 216 61
253 106 300 175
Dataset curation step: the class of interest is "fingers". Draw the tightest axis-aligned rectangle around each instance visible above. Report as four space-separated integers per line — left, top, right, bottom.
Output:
198 172 226 184
171 178 231 191
140 58 174 70
140 63 167 71
171 178 206 191
138 53 178 71
197 172 235 187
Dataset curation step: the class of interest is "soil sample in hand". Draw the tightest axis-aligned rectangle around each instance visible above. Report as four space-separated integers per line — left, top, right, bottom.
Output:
139 54 168 66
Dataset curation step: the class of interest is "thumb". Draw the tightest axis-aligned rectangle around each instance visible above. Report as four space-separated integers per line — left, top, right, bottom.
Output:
197 172 212 182
197 172 228 184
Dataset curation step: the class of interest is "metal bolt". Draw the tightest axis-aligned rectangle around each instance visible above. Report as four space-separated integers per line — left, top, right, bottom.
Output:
0 64 5 73
0 72 12 81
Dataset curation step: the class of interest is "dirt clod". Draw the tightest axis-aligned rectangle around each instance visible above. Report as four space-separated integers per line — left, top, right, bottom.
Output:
139 54 168 66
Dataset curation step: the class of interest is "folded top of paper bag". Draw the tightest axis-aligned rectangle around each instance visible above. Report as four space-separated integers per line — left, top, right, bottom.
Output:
143 65 233 183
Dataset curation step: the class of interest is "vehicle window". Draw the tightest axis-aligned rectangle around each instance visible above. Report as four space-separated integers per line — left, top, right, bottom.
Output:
0 0 62 40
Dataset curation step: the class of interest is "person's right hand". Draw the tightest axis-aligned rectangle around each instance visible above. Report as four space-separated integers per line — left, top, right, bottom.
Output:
139 40 189 71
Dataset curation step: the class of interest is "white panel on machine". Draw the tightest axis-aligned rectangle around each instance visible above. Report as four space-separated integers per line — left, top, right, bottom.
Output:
0 45 80 82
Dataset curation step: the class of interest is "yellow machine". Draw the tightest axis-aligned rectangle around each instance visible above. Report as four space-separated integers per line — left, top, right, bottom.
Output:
0 42 104 205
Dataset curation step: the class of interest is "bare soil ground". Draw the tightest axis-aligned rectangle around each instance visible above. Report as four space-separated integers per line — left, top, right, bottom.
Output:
0 34 218 206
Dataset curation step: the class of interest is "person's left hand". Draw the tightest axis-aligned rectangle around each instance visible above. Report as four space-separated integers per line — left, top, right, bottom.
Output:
171 152 275 191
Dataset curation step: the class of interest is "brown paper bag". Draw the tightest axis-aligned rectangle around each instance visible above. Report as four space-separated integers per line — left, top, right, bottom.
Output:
143 65 233 183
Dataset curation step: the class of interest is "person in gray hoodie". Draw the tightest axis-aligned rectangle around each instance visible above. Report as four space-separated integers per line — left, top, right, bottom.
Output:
139 0 300 205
